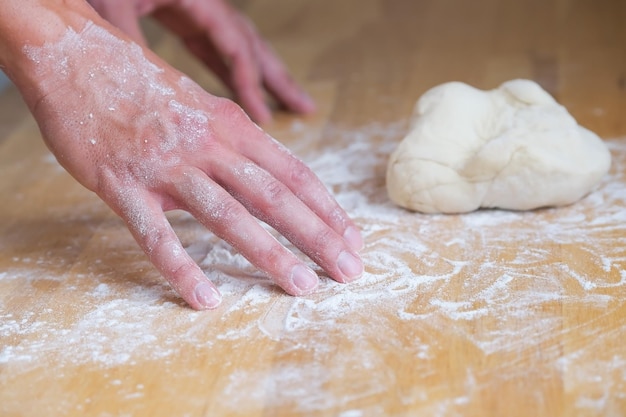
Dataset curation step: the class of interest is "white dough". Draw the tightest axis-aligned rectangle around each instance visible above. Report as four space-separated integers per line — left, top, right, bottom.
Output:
386 79 612 213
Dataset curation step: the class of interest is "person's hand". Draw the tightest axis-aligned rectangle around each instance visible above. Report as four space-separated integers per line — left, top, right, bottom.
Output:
87 0 316 124
24 18 363 310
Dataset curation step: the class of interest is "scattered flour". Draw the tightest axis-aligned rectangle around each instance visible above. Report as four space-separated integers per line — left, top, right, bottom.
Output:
1 121 626 415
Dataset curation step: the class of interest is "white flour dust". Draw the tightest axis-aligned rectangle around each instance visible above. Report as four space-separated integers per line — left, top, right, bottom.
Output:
1 121 626 414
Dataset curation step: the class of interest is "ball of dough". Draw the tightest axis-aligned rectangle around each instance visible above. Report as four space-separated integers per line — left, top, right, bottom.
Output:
386 79 611 213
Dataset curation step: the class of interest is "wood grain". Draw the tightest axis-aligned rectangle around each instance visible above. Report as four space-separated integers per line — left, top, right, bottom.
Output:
1 1 626 416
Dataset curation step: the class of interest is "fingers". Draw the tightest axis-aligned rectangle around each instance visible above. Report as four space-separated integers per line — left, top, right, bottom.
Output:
236 15 316 115
215 108 364 252
204 148 364 285
160 0 314 122
112 185 223 310
256 143 364 252
259 52 317 115
87 0 148 46
182 37 235 92
170 167 320 295
183 0 271 123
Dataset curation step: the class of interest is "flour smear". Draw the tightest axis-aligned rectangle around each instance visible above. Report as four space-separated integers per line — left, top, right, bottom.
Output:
1 121 626 415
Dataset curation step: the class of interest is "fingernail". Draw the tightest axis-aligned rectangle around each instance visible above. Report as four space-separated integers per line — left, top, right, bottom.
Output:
337 251 363 282
194 282 222 309
291 264 319 293
300 91 316 112
343 226 364 251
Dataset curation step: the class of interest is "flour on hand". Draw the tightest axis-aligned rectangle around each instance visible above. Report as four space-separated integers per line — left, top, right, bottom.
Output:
386 79 611 213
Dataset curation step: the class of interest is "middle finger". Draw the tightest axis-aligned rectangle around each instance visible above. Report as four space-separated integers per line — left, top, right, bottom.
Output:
207 150 363 284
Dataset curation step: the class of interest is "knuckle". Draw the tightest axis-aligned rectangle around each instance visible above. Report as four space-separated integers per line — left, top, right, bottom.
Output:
210 197 247 225
329 206 348 228
259 243 287 272
169 261 197 286
260 179 287 205
313 227 338 252
141 226 168 254
288 158 314 188
214 97 247 121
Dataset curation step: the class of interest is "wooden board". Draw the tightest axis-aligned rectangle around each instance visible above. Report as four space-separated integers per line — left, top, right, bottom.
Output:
1 0 626 416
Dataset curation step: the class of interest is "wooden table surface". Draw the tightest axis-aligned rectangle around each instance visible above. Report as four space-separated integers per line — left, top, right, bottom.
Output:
2 0 626 416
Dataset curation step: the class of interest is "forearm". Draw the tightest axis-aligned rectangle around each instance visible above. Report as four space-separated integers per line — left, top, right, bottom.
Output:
0 0 108 109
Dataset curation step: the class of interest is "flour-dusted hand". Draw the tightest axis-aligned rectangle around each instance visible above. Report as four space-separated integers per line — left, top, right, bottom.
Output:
0 2 362 310
87 0 316 124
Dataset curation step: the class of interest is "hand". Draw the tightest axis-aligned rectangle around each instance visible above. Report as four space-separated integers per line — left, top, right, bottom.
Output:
87 0 316 123
27 19 363 310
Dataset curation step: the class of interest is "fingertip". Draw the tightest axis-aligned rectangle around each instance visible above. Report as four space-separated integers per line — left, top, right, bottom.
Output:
296 91 316 114
290 264 319 295
343 225 364 252
337 250 364 283
193 281 223 310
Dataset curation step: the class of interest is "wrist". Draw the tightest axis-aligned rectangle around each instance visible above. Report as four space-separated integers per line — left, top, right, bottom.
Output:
0 0 102 109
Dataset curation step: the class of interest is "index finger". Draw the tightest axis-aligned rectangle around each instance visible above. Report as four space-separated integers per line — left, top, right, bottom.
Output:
218 111 364 252
108 185 223 310
235 13 316 115
184 0 271 123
